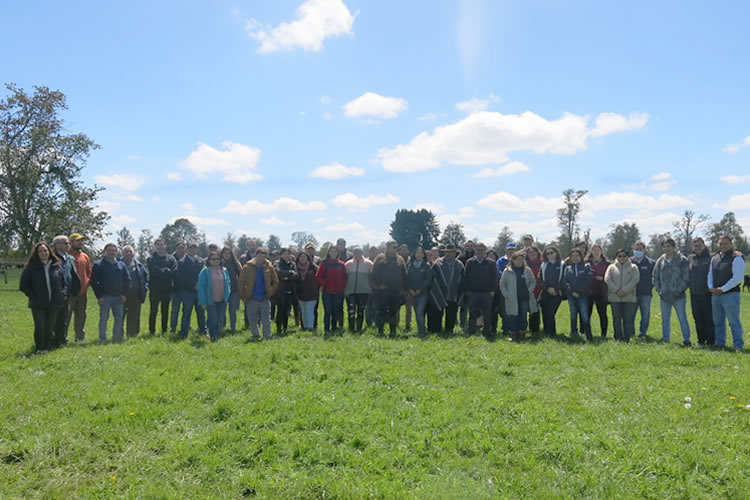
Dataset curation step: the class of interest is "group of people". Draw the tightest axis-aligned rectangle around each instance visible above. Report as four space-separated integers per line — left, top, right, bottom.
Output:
18 230 746 352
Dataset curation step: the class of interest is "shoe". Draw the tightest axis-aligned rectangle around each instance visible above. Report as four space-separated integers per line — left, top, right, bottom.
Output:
682 340 692 347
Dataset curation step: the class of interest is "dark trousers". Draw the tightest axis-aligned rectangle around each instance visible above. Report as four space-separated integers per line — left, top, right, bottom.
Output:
444 300 459 333
322 293 344 332
52 297 70 347
124 295 142 337
541 294 562 336
587 289 609 336
31 306 60 352
691 293 715 345
149 290 170 334
466 292 493 336
375 289 401 333
276 292 294 333
346 293 369 331
426 303 442 333
611 302 636 342
529 311 540 333
491 291 503 333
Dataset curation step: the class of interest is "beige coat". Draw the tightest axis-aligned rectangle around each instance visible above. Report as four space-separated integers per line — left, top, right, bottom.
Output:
604 262 639 303
499 266 538 316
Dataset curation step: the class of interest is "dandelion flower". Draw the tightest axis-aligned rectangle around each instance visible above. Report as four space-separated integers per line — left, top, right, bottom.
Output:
730 396 737 400
684 403 692 409
129 412 135 416
684 397 692 403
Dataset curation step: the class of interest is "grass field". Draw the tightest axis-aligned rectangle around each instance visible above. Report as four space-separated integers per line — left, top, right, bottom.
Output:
1 267 750 498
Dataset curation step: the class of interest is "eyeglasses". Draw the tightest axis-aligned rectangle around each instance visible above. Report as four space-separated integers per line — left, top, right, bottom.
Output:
545 251 555 255
617 254 628 258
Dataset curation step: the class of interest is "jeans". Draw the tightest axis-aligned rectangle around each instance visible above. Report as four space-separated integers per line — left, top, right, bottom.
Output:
98 295 125 341
659 296 691 343
568 295 590 336
220 291 240 332
246 299 272 339
67 294 87 341
412 294 428 334
206 301 225 341
610 302 636 342
541 294 562 335
31 306 60 351
507 300 529 332
636 295 652 336
712 292 744 349
466 291 493 336
171 289 196 337
299 300 317 330
322 293 344 332
690 293 715 345
346 293 369 331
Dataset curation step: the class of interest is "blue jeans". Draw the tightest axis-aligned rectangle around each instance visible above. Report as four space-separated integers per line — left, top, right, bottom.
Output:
98 296 124 341
206 301 225 341
712 292 743 349
322 293 344 331
299 300 317 330
568 295 590 335
220 291 240 332
659 296 691 342
507 300 529 332
170 289 196 337
412 294 428 334
636 295 652 336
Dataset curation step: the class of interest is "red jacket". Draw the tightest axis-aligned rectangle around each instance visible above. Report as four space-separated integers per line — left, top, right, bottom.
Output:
315 258 347 294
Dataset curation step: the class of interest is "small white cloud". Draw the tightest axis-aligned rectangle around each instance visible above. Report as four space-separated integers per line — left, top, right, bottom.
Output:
650 172 671 181
171 215 228 226
477 192 562 212
587 192 692 210
724 193 750 210
645 172 676 192
181 202 196 214
473 161 530 178
247 0 357 54
112 215 136 225
724 145 741 153
459 206 475 219
590 112 650 137
152 196 161 203
180 141 262 184
344 92 408 119
167 171 183 181
455 98 489 114
414 203 444 214
221 197 327 214
310 163 365 179
720 175 750 185
326 222 365 232
723 135 750 153
323 112 333 121
313 217 326 223
261 216 293 226
94 173 146 191
332 193 399 210
320 95 331 105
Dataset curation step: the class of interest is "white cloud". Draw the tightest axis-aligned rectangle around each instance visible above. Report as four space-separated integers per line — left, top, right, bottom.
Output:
459 206 476 219
418 112 437 121
247 0 357 54
181 202 196 214
180 141 262 184
477 192 562 212
344 92 408 119
320 95 331 105
94 173 145 191
378 110 648 173
323 112 333 121
479 218 560 242
590 112 650 137
326 222 365 232
473 161 530 178
455 98 489 114
167 171 183 181
414 203 444 214
310 163 365 179
332 193 399 210
261 216 294 226
645 172 676 192
112 215 136 225
586 192 692 210
725 193 750 210
723 135 750 153
221 197 327 214
171 215 228 226
313 217 326 223
721 175 750 185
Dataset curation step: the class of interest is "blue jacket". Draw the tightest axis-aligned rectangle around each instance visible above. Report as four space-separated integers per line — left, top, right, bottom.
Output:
121 257 149 302
631 256 655 297
55 251 81 298
563 262 593 297
197 267 231 307
91 258 131 298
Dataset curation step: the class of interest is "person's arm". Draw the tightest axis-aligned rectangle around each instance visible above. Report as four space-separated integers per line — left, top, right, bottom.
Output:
707 260 714 289
196 269 208 307
679 257 690 293
315 262 326 288
720 256 746 292
621 265 640 294
604 264 615 290
652 259 661 295
90 263 102 299
19 267 32 298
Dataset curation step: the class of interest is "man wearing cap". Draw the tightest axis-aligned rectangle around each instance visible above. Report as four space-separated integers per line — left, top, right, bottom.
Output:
68 233 91 341
52 235 80 346
464 242 499 338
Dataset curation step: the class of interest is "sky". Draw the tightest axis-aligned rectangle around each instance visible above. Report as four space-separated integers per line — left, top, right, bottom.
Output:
3 0 750 248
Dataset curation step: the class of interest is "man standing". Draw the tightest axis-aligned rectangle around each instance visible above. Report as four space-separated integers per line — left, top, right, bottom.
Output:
147 238 177 335
653 238 691 345
688 237 715 345
239 247 279 340
52 235 80 347
91 243 130 342
171 242 202 338
344 246 372 332
120 245 148 337
186 243 207 335
68 233 91 341
631 241 655 338
305 242 321 265
708 235 745 350
522 234 534 250
464 242 499 338
371 241 407 336
433 244 464 333
336 238 352 262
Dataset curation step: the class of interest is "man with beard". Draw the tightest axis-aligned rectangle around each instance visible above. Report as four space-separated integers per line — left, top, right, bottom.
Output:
708 235 745 350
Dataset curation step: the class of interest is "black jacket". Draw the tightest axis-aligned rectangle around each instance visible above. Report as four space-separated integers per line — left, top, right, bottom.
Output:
19 262 66 309
122 257 149 302
147 252 177 293
275 258 298 294
173 254 202 291
464 257 498 293
563 262 593 297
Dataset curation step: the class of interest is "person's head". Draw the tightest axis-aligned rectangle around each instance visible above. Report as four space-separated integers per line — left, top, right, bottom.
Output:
398 244 410 258
353 246 363 260
220 246 233 260
305 242 316 257
186 242 198 256
27 242 55 266
280 248 292 262
475 242 487 259
444 244 457 260
206 252 221 268
525 246 541 262
103 243 117 260
336 238 346 250
385 240 398 258
575 241 588 256
633 241 646 252
52 235 70 255
543 246 560 263
175 241 186 256
486 249 499 262
208 243 219 253
588 244 604 261
122 245 135 261
569 248 583 263
511 251 526 269
69 233 85 250
464 240 475 253
254 247 268 265
692 237 706 255
661 238 676 256
505 241 517 257
413 246 425 261
327 246 339 260
718 235 733 253
154 238 166 254
246 239 256 251
296 252 309 267
368 247 379 260
522 234 534 248
429 247 440 262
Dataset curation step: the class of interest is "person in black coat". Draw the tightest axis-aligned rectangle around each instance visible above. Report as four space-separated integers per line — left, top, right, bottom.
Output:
563 248 593 340
19 242 66 352
147 238 177 335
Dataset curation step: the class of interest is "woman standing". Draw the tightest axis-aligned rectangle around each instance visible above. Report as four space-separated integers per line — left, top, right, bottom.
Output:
586 244 609 337
295 252 319 331
315 246 347 333
540 246 564 336
563 249 593 340
274 248 298 335
407 247 433 336
220 247 242 333
486 249 502 334
19 242 66 352
604 249 640 342
524 246 543 333
499 252 538 340
197 252 231 342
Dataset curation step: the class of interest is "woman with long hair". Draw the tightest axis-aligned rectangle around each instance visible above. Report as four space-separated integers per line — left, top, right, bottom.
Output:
220 247 243 333
499 251 538 340
19 242 65 352
524 246 543 333
586 243 609 337
315 246 347 334
197 252 231 342
563 248 593 340
295 252 319 331
540 246 564 336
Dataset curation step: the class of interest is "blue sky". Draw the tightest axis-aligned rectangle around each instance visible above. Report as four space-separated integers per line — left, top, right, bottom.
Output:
3 0 750 247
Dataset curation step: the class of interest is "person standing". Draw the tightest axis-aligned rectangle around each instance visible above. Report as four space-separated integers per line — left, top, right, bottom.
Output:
239 248 279 340
688 237 715 345
495 242 516 334
186 243 207 335
432 245 464 334
344 247 372 332
458 240 475 328
464 242 499 338
524 246 543 334
315 246 347 334
605 249 640 342
90 243 130 342
426 247 447 333
586 244 609 338
653 238 691 345
499 252 537 340
708 235 745 350
371 241 408 336
295 252 319 331
631 241 655 338
274 248 298 335
407 247 433 336
220 247 242 333
120 245 148 338
171 242 202 338
19 243 65 352
67 233 91 341
51 235 80 347
397 244 413 331
147 238 177 335
197 252 231 342
563 249 593 340
540 246 565 336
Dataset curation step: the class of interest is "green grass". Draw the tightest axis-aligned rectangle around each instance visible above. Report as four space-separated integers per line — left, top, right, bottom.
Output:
1 268 750 498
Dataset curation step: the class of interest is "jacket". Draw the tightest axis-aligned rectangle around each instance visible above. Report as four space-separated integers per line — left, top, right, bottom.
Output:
343 258 373 295
563 262 593 297
407 260 433 294
147 252 177 293
239 259 279 301
371 254 407 292
653 253 690 303
631 256 655 297
464 257 498 293
295 264 320 301
19 261 66 309
275 258 298 294
69 248 91 296
55 251 81 298
499 266 538 316
604 262 640 303
688 248 711 295
197 267 231 307
587 258 609 298
91 258 131 298
315 258 347 294
433 257 464 303
172 254 202 291
540 260 565 299
121 257 148 302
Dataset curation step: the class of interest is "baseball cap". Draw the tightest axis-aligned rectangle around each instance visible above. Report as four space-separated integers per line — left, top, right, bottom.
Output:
69 233 86 242
505 242 517 249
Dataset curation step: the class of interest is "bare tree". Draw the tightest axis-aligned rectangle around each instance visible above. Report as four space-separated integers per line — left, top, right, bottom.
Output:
672 210 709 254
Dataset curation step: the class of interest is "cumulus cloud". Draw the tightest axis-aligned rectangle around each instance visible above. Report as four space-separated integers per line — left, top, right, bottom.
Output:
720 175 750 185
586 192 692 210
310 163 365 179
179 141 262 184
646 172 676 192
590 112 650 137
326 222 365 232
94 173 145 191
473 161 530 178
723 135 750 153
477 192 563 212
172 215 228 226
261 216 294 226
343 92 408 119
180 202 196 213
221 197 326 214
248 0 357 54
332 193 399 210
378 110 648 173
724 193 750 210
455 98 489 114
112 215 136 225
167 171 183 181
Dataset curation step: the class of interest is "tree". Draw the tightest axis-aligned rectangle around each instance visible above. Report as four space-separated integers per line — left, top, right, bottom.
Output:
672 210 709 254
159 218 204 252
266 234 282 254
0 83 108 254
291 231 318 249
556 189 588 255
647 232 672 259
136 229 153 262
439 222 466 248
223 232 236 250
389 209 440 251
492 226 514 255
604 222 641 258
705 211 749 253
116 227 135 250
